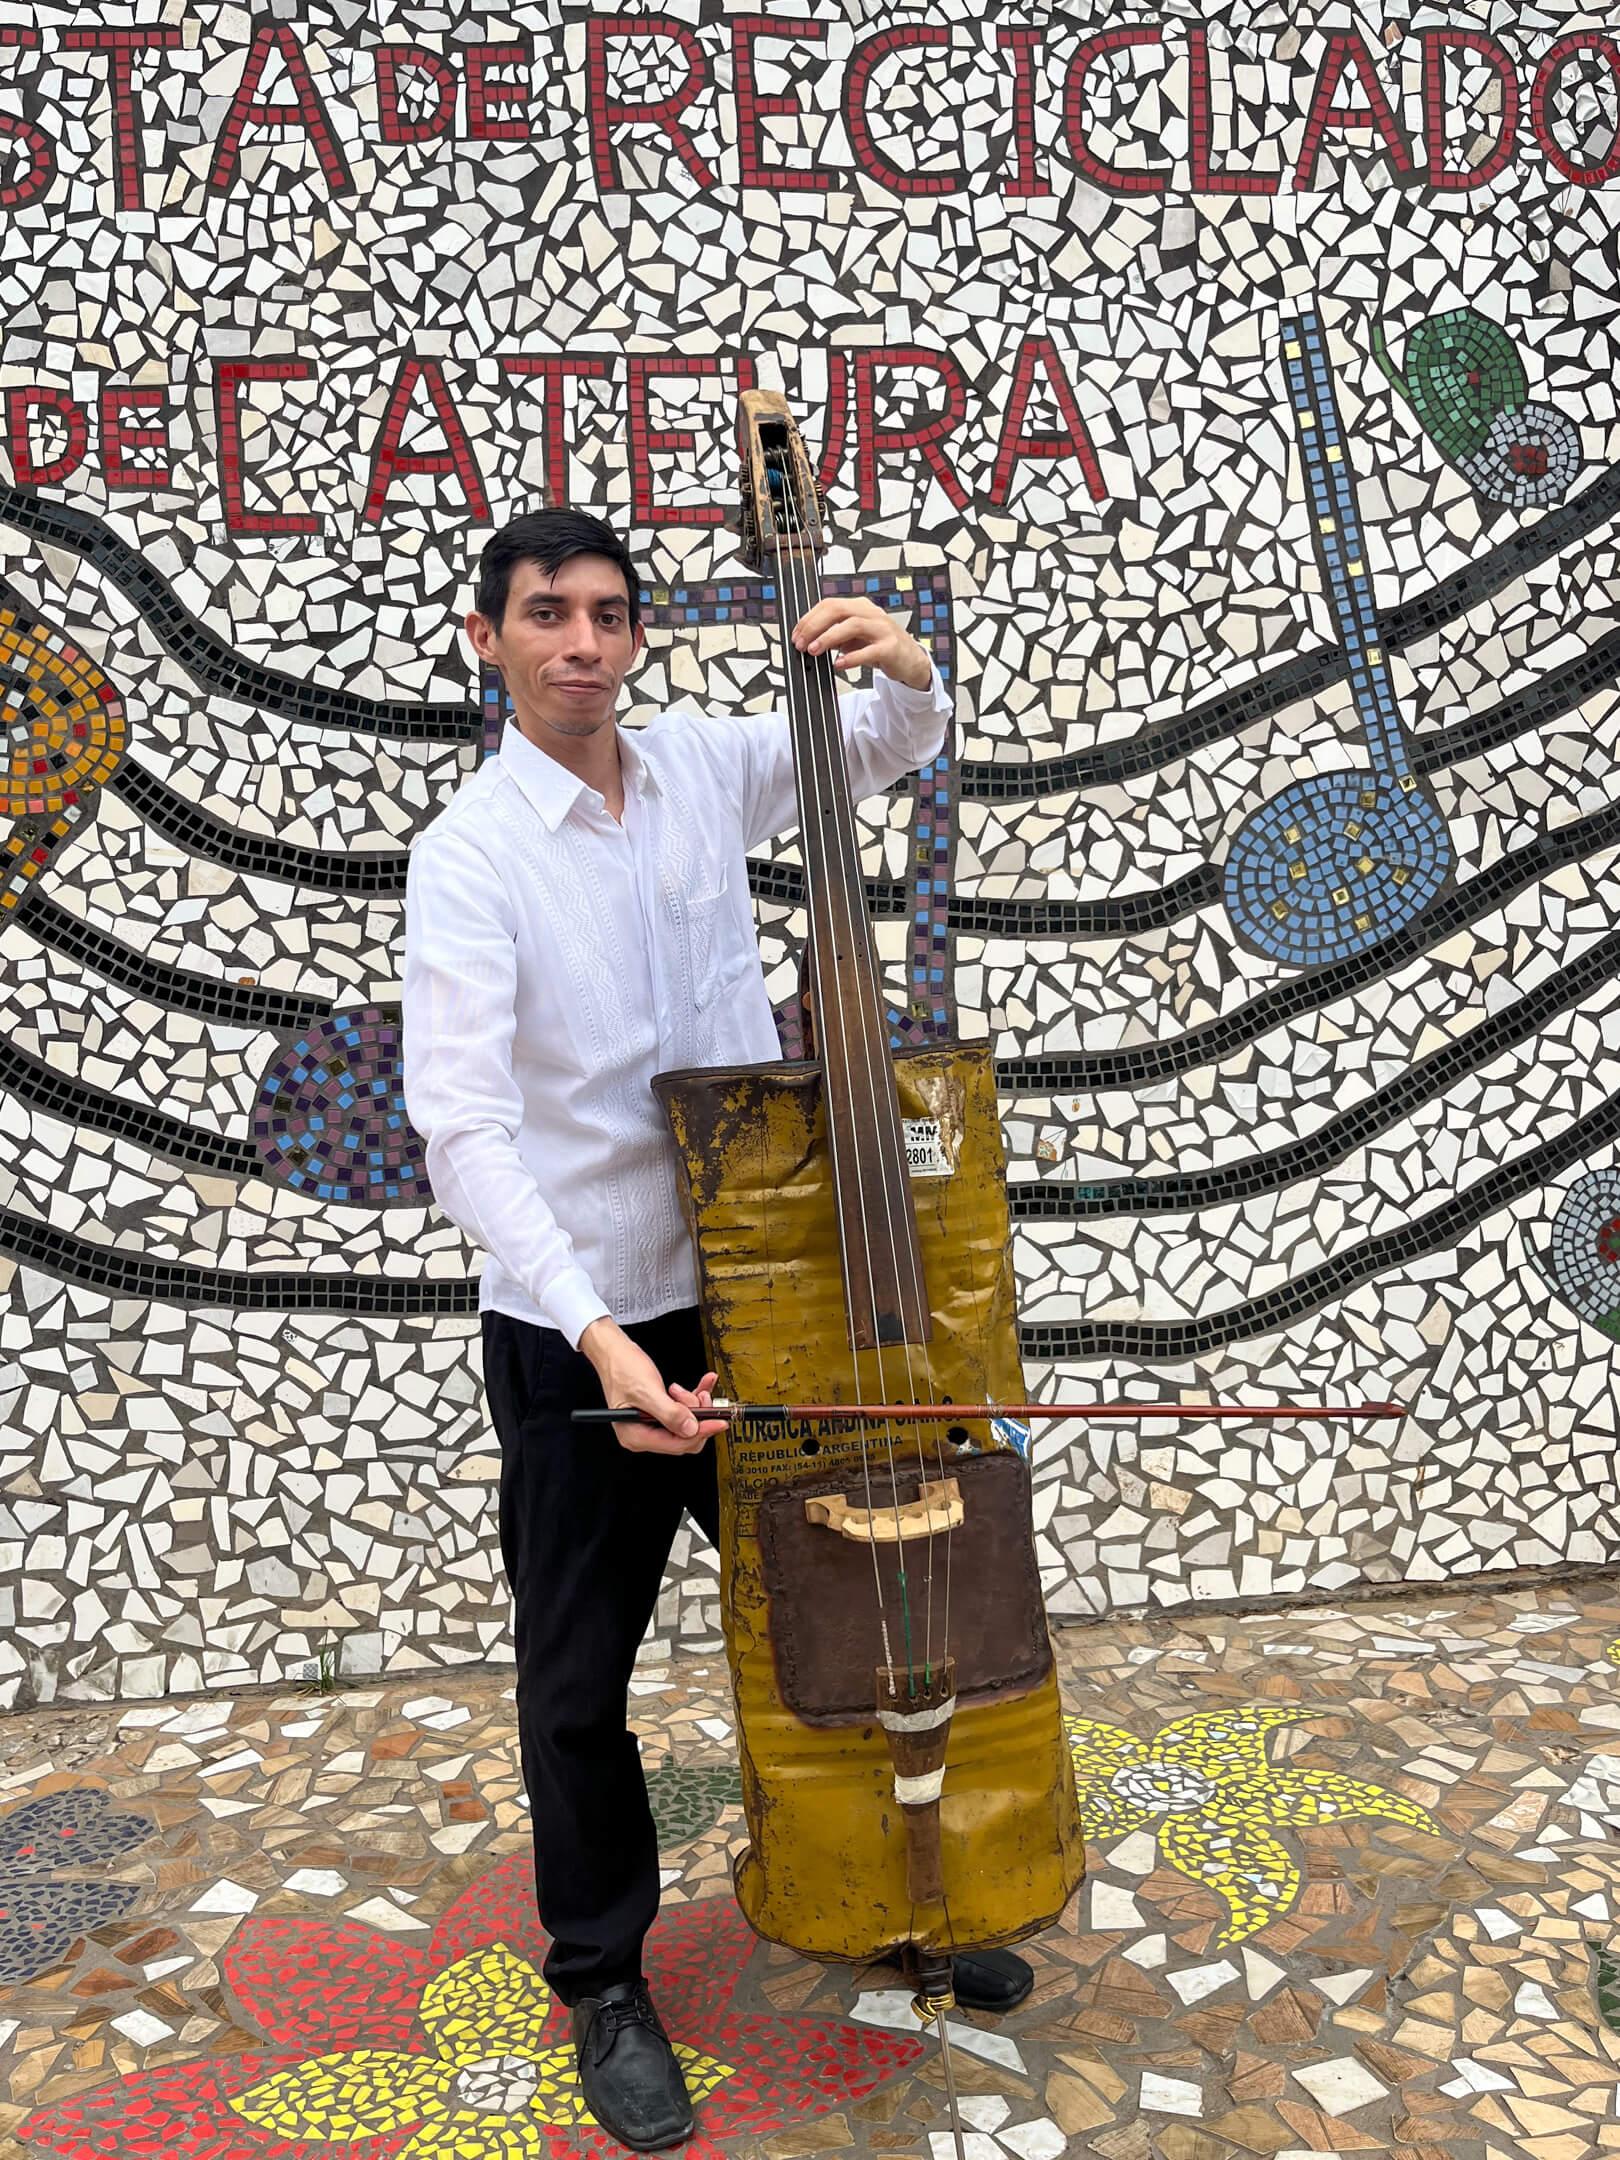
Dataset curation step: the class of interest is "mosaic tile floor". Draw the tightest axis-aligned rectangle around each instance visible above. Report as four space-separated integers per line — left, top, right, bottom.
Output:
8 1580 1620 2158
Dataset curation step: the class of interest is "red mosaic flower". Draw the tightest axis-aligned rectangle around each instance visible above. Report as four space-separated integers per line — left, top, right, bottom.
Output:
20 1856 924 2159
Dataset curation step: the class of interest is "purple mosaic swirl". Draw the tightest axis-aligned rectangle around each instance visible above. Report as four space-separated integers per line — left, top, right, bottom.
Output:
253 1006 430 1206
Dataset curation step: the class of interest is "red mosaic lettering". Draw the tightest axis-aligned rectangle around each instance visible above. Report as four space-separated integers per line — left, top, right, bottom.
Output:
99 388 170 491
467 43 531 142
1294 29 1416 192
363 357 490 527
997 28 1046 199
500 356 611 508
4 388 88 487
1062 27 1168 197
989 335 1106 507
732 18 830 193
0 29 53 212
845 25 964 198
374 45 456 147
60 28 183 212
215 361 319 535
1422 31 1519 191
208 25 352 196
816 354 851 493
1530 33 1620 186
586 18 715 193
852 349 969 513
626 357 726 527
1189 28 1279 195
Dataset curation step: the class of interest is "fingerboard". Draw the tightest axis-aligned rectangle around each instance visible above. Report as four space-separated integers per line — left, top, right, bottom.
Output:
776 556 932 1350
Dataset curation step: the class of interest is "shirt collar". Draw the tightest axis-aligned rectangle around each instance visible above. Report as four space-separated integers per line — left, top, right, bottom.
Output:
498 722 658 832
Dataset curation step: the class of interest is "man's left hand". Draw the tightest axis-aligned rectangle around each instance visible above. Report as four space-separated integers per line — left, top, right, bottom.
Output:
791 597 931 690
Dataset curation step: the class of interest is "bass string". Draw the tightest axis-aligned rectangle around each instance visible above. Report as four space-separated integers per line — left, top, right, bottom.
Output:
767 503 923 1681
769 510 915 1670
783 540 952 1689
815 577 958 1673
784 541 920 1615
769 481 944 1694
789 572 940 1691
765 501 902 1677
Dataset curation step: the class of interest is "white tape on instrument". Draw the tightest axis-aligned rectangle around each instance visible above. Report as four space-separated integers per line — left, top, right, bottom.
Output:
876 1695 957 1734
893 1766 947 1805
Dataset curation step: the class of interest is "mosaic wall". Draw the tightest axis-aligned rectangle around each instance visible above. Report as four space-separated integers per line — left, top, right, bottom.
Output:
1 1 1618 1707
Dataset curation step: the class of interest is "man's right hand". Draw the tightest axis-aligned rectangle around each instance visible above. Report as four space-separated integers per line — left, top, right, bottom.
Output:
579 1318 726 1456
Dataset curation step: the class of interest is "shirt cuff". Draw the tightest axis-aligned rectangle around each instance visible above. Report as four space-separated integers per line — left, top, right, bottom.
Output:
883 660 951 717
546 1270 613 1350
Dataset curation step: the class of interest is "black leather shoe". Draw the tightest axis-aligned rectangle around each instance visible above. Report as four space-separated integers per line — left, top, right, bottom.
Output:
873 1944 1035 2014
571 1979 693 2151
950 1945 1034 2013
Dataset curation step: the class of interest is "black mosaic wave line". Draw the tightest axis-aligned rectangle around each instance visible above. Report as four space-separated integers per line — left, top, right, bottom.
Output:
1010 921 1620 1219
1000 795 1620 1096
112 756 1215 936
958 463 1620 801
51 787 1619 1123
14 891 334 1034
1019 1076 1620 1365
24 900 1609 1209
17 840 1613 1201
8 466 1615 787
114 762 895 914
106 717 1555 955
954 868 1219 938
753 859 1216 935
0 487 480 743
112 593 1619 936
115 757 412 894
0 1036 262 1181
1410 621 1620 777
0 1208 480 1315
6 1073 1614 1345
748 860 902 919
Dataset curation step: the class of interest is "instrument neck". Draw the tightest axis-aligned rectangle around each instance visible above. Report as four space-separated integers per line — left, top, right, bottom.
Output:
776 548 930 1350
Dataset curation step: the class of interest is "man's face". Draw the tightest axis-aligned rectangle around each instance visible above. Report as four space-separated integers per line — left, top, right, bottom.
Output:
467 553 642 745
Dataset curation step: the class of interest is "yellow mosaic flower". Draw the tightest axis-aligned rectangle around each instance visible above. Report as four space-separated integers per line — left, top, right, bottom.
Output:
1605 1638 1620 1667
1066 1706 1441 1946
230 1941 735 2156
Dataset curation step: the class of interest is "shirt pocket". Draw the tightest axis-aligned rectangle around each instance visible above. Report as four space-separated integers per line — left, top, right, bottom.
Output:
683 863 737 1012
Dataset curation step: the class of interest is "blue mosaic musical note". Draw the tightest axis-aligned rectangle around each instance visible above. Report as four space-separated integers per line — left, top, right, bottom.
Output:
1223 312 1454 969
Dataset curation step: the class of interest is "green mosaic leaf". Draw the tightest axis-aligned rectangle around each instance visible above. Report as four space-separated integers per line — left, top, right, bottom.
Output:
646 1763 743 1850
1403 310 1527 462
1592 1941 1620 2034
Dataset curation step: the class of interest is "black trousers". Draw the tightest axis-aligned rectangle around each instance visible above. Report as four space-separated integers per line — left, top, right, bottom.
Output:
481 1304 720 2005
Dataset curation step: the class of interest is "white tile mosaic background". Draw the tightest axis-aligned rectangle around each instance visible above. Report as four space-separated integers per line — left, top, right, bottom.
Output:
0 3 1617 1703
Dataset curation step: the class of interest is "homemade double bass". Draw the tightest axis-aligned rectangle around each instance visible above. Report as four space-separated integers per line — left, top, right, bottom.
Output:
651 392 1085 1981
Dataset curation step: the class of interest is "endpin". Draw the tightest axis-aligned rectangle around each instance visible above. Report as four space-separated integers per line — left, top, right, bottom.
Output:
912 1970 967 2160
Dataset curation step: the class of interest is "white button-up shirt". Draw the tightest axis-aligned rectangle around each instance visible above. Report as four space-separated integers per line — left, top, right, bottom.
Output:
402 668 950 1346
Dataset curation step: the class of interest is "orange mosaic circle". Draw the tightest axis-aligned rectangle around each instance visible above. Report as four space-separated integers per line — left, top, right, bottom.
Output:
0 609 127 821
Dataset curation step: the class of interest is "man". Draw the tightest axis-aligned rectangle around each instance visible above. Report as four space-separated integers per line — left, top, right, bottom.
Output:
403 509 1031 2155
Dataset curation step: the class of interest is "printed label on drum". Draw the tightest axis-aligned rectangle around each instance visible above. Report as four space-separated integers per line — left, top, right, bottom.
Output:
902 1117 953 1178
992 1416 1032 1460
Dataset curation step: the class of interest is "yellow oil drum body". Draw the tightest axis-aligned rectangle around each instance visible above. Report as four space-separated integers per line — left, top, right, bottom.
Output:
655 1040 1084 1960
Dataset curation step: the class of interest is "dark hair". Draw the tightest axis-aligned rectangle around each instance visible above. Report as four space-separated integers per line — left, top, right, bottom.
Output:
475 509 641 632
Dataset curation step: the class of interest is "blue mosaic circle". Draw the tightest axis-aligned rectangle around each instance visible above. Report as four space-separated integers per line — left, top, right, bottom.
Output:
253 1005 431 1206
1538 1168 1620 1342
1223 771 1453 969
